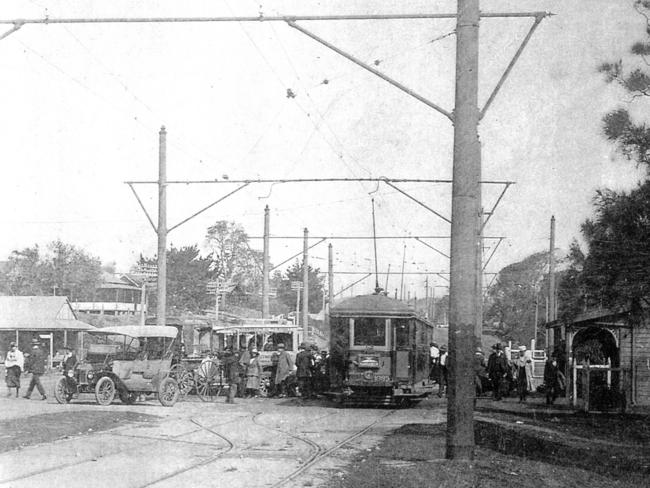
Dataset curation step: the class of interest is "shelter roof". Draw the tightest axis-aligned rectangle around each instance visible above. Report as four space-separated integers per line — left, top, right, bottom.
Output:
545 308 631 330
0 296 95 331
89 325 178 338
331 294 416 317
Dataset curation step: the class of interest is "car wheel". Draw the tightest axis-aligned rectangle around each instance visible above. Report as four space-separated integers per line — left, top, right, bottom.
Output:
158 377 179 407
95 377 116 406
54 377 69 404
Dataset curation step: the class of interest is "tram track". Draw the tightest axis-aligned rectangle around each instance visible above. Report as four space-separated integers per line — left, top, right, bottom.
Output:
253 409 397 488
0 413 247 487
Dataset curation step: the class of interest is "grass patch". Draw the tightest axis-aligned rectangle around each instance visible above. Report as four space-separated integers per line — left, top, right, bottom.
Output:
0 411 160 453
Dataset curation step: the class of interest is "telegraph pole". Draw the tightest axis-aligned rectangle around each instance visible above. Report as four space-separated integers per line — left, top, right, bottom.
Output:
548 215 556 348
447 0 480 460
262 205 270 319
302 228 309 342
328 243 334 311
156 126 167 327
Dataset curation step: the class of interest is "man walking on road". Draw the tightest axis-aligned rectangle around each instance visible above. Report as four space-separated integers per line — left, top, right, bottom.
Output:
23 338 47 400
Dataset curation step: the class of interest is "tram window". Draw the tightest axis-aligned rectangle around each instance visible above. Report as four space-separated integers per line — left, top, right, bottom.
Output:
352 318 386 347
395 319 410 348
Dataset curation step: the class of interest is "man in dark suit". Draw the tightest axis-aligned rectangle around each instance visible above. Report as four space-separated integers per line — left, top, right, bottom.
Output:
23 338 47 400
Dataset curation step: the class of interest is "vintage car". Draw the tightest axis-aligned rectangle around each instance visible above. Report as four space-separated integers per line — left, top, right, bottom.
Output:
53 325 181 407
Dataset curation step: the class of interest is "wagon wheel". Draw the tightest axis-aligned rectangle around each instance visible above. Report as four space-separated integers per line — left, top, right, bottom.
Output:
54 376 69 404
95 376 116 406
169 364 193 398
195 359 222 402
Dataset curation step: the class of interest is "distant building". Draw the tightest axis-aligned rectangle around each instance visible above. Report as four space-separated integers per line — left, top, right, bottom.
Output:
72 272 145 316
0 296 94 367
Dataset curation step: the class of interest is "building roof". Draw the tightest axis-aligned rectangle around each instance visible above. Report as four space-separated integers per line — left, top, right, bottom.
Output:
331 294 417 317
545 308 631 330
0 296 95 331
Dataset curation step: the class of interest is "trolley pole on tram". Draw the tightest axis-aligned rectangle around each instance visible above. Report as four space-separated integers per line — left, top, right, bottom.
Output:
156 126 167 328
447 0 480 460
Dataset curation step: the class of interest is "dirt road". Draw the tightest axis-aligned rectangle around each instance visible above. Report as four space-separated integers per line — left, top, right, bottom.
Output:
0 389 443 488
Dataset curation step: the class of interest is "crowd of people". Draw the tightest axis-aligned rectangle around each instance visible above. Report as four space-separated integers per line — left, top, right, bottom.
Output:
431 341 566 404
217 341 329 404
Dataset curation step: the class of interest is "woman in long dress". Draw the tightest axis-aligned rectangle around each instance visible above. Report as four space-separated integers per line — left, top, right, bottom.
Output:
5 342 24 398
246 349 262 397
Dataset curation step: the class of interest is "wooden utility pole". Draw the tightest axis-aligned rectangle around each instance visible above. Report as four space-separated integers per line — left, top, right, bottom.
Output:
262 205 270 319
399 245 407 300
328 243 334 311
156 126 167 328
548 215 556 348
447 0 480 460
302 228 309 342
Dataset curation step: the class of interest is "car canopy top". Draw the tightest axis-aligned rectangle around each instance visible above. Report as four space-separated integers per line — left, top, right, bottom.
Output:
89 325 178 339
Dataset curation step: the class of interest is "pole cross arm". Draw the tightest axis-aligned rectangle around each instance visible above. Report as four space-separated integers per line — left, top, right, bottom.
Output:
127 183 157 233
382 179 452 224
0 22 23 41
334 273 372 297
168 182 250 232
287 21 454 122
270 238 327 271
482 237 504 271
481 182 513 231
480 14 547 119
415 237 450 259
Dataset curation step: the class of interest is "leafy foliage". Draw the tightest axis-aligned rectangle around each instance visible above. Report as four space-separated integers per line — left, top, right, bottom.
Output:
599 1 650 169
139 245 215 314
272 260 324 314
484 251 550 343
0 240 102 300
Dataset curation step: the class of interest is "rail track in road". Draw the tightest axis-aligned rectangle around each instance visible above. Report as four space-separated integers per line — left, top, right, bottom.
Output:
0 414 247 487
252 409 397 487
0 405 399 488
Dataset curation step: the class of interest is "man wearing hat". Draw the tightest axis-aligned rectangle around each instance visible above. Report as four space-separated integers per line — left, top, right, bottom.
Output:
487 343 508 401
23 338 47 400
4 341 24 397
295 343 314 400
274 343 294 397
513 346 534 403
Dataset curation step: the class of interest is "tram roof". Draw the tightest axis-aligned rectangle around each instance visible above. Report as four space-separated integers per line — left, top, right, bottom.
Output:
331 294 417 317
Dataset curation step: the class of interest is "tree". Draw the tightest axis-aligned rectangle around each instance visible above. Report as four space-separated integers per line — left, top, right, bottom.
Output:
138 245 215 314
0 241 102 300
274 260 324 314
564 1 650 322
484 251 551 343
205 221 263 293
571 185 650 321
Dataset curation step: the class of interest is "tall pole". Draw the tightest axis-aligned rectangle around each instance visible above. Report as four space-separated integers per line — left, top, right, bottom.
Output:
476 208 484 341
384 263 391 292
302 228 309 342
548 215 556 349
139 282 146 327
262 205 271 319
328 243 334 311
447 0 480 460
399 245 407 300
156 126 167 328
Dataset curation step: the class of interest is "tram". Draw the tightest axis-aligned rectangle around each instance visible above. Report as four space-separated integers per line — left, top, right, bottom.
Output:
329 293 436 406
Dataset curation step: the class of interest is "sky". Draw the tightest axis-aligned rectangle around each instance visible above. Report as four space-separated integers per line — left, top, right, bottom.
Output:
0 0 647 298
